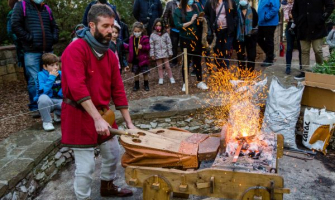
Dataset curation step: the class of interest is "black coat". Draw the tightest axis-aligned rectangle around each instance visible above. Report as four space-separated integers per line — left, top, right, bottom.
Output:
162 0 179 28
109 39 128 69
292 0 334 40
204 0 238 37
133 0 163 34
11 0 59 53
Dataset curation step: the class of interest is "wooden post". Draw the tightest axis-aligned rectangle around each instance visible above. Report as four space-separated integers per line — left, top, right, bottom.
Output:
183 48 188 94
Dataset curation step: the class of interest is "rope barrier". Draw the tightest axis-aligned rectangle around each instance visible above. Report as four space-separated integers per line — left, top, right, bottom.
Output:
0 51 331 121
187 52 332 69
0 53 185 122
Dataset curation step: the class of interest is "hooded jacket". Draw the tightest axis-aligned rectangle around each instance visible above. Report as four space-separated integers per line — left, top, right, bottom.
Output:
34 69 63 102
257 0 280 26
11 0 59 53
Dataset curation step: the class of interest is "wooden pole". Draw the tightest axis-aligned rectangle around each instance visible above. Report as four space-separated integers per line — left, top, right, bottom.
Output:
183 48 188 94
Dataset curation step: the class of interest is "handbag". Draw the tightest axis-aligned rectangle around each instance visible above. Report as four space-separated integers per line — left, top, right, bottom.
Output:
212 2 225 31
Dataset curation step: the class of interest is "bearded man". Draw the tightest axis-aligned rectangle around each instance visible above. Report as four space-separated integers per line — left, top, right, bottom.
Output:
61 4 134 200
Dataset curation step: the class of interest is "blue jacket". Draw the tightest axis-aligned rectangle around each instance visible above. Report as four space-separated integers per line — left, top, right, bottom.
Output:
258 0 280 26
34 69 63 102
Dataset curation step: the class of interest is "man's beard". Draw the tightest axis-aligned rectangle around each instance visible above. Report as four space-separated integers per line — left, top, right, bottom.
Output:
94 27 112 45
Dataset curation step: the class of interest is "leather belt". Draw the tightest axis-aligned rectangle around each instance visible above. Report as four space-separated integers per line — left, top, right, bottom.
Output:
63 98 85 110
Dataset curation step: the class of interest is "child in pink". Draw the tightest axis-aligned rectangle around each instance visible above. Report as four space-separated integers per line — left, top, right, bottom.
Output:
149 18 175 85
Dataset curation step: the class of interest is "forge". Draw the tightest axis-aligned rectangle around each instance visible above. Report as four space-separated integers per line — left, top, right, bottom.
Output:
120 126 288 200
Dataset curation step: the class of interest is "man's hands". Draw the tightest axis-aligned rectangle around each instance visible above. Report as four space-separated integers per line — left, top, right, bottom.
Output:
126 122 136 129
138 44 142 49
50 70 59 77
94 117 111 136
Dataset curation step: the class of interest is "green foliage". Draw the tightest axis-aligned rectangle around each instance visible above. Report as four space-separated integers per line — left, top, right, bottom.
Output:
312 51 335 75
0 0 11 45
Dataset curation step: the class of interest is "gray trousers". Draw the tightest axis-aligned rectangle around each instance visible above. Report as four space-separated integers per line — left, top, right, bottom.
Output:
300 39 324 70
72 137 120 200
37 94 62 123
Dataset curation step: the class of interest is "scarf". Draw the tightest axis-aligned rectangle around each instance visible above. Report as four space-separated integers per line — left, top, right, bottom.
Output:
76 27 110 59
237 5 253 42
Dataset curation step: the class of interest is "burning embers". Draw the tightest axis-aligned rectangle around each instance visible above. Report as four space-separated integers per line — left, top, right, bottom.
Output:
214 125 278 173
205 66 276 173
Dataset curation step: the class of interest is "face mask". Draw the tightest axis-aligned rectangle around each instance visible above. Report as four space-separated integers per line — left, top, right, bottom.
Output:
239 0 248 7
187 0 194 6
33 0 44 4
134 32 142 38
155 26 162 32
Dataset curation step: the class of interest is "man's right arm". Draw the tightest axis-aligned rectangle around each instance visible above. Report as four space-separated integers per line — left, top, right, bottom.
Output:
133 0 140 21
162 2 171 27
11 2 33 43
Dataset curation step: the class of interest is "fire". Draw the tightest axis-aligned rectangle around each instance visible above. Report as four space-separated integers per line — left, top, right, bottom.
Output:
203 65 268 143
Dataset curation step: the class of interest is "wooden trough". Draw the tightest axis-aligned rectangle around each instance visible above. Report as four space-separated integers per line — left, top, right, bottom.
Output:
120 128 290 200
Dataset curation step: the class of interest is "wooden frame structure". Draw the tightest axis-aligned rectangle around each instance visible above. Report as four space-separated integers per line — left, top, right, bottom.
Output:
124 134 290 200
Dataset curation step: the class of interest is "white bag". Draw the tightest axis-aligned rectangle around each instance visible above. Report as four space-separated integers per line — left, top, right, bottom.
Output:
262 77 305 149
303 108 335 154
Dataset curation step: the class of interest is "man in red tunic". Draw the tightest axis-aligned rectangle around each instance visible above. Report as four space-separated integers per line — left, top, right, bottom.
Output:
61 4 135 199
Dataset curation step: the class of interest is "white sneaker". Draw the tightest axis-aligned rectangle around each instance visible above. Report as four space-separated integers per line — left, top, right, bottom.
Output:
158 78 163 85
182 84 185 92
54 114 61 122
197 82 208 90
43 122 55 131
170 77 176 84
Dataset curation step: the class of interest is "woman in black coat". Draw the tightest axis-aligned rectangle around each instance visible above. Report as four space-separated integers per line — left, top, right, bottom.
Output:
204 0 237 69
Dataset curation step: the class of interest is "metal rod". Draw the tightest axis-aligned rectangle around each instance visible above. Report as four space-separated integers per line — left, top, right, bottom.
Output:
232 142 243 163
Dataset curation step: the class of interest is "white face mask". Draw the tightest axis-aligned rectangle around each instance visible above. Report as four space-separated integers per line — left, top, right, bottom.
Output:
134 32 142 38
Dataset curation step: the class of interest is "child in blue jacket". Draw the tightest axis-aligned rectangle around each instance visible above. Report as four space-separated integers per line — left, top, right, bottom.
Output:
34 53 63 131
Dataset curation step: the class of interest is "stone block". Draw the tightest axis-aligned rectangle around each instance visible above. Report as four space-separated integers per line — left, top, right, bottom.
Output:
0 66 6 76
6 64 15 74
16 73 25 81
6 58 16 65
0 159 34 189
2 74 17 82
19 142 54 166
0 60 6 66
4 50 14 59
0 183 8 198
15 66 23 73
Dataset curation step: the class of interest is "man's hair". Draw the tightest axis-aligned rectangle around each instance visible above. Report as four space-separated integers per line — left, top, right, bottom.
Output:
87 4 115 24
42 53 59 66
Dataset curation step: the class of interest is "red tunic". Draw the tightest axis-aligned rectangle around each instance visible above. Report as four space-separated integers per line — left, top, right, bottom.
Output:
61 39 128 147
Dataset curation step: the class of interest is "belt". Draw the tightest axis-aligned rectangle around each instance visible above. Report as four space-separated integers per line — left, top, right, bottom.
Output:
63 98 85 110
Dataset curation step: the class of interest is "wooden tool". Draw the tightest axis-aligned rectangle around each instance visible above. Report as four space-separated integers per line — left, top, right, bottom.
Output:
108 127 139 138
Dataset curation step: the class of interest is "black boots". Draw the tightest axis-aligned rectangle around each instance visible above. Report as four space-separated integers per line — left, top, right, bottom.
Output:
144 80 149 91
133 81 139 91
133 81 149 91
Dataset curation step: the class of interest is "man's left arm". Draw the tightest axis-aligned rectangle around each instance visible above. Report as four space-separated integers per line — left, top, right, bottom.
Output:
322 0 335 22
119 108 136 129
158 0 163 18
110 53 135 128
50 12 59 44
264 1 280 21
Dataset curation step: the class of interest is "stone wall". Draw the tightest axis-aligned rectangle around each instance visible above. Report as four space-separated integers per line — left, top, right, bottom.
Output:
0 146 74 200
0 45 24 85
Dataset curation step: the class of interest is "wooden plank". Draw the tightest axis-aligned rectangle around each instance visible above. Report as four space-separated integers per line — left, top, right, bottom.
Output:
122 129 183 152
148 129 194 140
277 134 284 159
143 175 171 200
198 137 220 161
125 166 286 200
